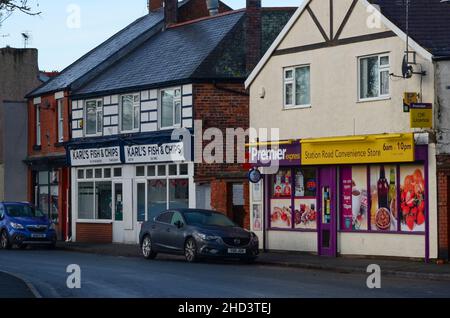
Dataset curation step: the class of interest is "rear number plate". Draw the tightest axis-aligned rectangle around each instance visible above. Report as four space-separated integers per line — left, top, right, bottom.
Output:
31 234 46 238
228 248 246 254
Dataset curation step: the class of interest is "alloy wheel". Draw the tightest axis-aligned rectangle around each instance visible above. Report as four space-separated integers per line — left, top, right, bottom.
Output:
142 236 152 258
1 232 8 249
185 239 197 262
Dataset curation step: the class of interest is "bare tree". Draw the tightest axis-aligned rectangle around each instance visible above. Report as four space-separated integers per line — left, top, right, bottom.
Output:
0 0 40 26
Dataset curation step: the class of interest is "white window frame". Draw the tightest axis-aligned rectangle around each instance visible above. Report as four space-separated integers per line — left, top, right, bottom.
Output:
57 99 64 142
283 65 311 109
84 99 103 137
36 105 41 146
358 53 390 102
119 93 140 133
160 87 182 130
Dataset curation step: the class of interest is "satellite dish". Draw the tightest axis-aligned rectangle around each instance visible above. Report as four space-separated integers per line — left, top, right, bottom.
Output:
402 54 413 79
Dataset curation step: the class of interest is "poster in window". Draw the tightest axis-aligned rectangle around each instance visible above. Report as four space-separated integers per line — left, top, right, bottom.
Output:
370 165 397 231
272 169 292 198
400 165 425 232
270 199 292 229
341 166 368 231
252 204 262 231
252 181 262 202
294 198 317 229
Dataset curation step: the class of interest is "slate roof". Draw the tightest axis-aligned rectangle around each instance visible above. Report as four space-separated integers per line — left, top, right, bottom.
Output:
73 8 295 98
369 0 450 58
28 11 164 97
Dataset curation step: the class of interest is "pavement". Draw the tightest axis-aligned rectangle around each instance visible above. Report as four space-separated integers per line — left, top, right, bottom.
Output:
0 271 38 298
57 242 450 282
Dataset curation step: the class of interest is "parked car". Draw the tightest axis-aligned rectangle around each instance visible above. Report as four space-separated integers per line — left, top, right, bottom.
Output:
0 202 57 249
139 209 259 263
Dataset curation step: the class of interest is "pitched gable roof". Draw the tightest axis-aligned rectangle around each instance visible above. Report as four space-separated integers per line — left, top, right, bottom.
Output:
27 10 165 97
368 0 450 58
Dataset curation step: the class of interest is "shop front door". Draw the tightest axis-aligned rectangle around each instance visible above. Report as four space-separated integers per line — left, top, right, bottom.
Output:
318 167 337 257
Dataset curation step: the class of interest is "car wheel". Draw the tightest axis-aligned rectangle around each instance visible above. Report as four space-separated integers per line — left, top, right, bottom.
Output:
142 235 157 260
184 238 198 263
1 231 11 250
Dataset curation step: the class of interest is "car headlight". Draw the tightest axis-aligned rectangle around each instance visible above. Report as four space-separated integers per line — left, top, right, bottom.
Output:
10 222 24 230
196 233 220 241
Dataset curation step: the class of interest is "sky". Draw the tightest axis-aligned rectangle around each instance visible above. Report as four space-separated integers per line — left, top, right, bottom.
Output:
0 0 302 71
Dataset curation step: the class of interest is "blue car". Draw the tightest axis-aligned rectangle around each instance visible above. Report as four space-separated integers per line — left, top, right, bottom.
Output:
0 202 57 249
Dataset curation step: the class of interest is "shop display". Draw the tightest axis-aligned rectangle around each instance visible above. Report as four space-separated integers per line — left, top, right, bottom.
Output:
252 204 262 231
400 166 426 232
370 165 397 231
341 166 368 231
294 199 317 229
295 170 305 196
270 199 292 229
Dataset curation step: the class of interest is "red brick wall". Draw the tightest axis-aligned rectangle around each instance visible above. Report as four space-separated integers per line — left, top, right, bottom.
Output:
437 155 450 259
194 82 250 229
27 92 70 157
76 223 113 243
149 0 232 22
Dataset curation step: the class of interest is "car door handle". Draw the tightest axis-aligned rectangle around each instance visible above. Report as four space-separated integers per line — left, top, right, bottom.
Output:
166 228 171 232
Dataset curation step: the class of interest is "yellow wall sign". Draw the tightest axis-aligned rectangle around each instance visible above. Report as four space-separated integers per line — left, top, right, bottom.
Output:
301 133 415 165
410 103 433 128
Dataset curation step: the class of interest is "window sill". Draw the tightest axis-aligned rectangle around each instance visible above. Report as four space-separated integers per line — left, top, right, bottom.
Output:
54 142 65 147
76 219 113 224
357 96 391 103
33 145 42 151
283 105 312 110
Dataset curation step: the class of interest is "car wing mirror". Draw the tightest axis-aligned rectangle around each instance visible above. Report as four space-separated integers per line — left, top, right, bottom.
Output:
175 221 184 229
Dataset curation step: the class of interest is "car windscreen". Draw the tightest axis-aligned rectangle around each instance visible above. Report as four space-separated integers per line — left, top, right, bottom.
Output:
183 211 236 227
5 204 44 218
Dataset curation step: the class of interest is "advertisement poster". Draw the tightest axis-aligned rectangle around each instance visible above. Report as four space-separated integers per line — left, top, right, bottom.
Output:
270 199 292 229
252 181 262 202
294 199 317 229
272 169 292 198
400 165 426 232
370 165 397 231
252 204 262 231
341 166 368 231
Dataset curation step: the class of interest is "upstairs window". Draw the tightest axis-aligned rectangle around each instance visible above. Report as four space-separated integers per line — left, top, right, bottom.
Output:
36 105 41 146
161 88 181 129
85 99 102 136
284 65 311 109
57 99 64 142
120 94 140 133
359 54 390 101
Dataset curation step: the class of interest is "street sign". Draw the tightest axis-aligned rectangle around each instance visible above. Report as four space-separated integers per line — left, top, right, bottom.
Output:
410 103 433 128
403 92 419 113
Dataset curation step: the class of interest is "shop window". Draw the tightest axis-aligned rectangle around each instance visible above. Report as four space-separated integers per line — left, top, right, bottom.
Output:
96 182 112 219
399 165 425 232
340 166 369 231
78 182 94 219
147 180 167 222
86 169 93 179
179 164 188 176
370 165 397 231
169 164 177 176
77 169 84 179
78 181 112 220
270 168 293 229
293 168 317 230
147 166 156 177
36 170 59 223
95 168 102 179
359 54 390 101
113 167 122 177
136 166 145 177
104 168 111 179
158 165 166 176
169 179 189 209
283 65 310 109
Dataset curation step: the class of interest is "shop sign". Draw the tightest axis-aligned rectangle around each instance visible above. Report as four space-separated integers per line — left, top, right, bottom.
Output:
403 92 419 112
124 142 186 163
410 103 432 128
70 146 121 166
301 133 415 165
249 141 301 166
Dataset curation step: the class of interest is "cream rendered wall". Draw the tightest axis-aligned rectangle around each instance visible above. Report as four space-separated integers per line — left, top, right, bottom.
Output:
250 1 434 141
267 231 317 252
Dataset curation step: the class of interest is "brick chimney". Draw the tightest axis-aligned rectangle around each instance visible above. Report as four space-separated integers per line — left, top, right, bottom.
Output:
164 0 178 25
148 0 163 12
246 0 262 74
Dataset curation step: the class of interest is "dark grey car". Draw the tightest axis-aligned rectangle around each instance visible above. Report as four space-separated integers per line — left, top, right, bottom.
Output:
139 209 259 263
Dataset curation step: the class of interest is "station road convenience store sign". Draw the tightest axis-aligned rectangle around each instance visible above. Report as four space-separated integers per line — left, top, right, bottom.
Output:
301 133 415 165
